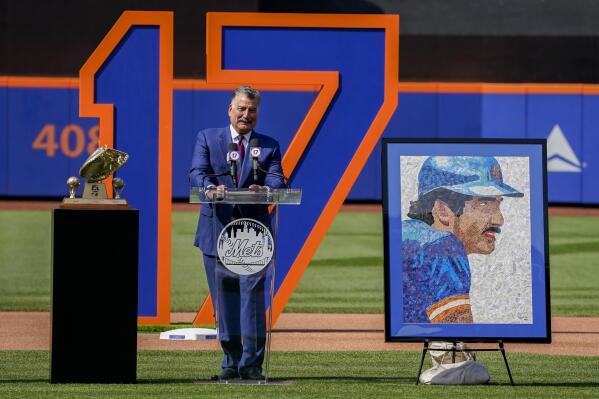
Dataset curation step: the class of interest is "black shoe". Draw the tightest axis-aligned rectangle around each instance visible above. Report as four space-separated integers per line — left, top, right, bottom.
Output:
240 368 265 380
218 368 239 381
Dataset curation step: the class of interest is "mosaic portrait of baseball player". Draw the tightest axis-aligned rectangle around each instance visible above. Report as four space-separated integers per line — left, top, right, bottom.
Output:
384 140 550 342
400 156 531 324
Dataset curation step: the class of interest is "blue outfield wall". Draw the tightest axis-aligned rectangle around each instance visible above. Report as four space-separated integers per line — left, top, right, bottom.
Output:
350 90 598 203
0 85 7 194
0 85 596 204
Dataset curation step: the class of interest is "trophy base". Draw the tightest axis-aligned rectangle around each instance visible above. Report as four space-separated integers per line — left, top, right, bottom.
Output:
82 182 109 199
60 198 129 209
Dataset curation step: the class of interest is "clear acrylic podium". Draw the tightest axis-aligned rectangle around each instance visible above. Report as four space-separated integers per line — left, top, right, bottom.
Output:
191 186 301 384
190 186 301 205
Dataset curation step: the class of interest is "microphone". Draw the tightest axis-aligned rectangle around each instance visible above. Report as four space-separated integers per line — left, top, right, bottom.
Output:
227 143 239 185
249 138 261 181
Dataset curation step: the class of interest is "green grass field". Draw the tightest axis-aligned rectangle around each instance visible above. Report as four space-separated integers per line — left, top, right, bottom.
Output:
1 209 598 315
2 208 599 398
1 350 599 399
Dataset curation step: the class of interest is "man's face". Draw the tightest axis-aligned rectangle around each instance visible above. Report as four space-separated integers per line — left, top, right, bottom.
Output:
453 196 504 255
228 93 258 134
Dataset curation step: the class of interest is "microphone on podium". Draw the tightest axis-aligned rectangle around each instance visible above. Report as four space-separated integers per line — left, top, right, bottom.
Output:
249 138 261 181
227 143 239 186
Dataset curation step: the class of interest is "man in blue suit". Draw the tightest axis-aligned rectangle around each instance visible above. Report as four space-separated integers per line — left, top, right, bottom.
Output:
189 86 285 381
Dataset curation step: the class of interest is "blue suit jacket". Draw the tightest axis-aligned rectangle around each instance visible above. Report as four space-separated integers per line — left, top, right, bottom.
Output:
189 126 285 255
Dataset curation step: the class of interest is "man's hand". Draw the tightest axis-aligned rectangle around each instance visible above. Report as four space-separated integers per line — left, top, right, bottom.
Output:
206 184 226 200
249 184 268 191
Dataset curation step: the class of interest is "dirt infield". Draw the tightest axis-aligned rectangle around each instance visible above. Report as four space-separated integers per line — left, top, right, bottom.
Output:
2 201 598 356
2 312 598 356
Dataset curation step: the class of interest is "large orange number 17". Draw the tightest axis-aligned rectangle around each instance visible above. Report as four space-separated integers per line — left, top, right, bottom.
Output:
79 11 398 325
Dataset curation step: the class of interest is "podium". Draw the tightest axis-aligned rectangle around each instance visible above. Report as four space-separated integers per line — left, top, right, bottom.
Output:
191 186 301 384
50 206 138 383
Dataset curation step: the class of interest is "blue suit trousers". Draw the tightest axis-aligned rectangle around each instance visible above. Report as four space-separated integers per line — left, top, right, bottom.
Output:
203 254 266 372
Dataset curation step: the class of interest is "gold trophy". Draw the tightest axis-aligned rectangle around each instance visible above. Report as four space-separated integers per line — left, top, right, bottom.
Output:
66 176 80 199
62 146 129 206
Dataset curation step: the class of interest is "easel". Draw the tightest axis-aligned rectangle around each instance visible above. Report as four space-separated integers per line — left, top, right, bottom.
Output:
415 339 515 385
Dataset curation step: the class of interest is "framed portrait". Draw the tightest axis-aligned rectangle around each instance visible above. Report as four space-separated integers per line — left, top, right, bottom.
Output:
383 139 551 343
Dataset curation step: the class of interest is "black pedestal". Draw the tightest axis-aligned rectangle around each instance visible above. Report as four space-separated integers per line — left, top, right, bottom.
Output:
50 207 139 383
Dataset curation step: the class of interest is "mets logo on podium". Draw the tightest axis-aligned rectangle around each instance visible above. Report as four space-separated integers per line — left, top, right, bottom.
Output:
217 218 274 275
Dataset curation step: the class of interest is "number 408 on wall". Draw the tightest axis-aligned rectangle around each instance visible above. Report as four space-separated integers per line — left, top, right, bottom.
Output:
32 123 99 158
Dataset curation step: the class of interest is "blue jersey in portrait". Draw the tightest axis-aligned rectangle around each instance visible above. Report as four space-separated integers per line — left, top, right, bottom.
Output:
402 219 471 323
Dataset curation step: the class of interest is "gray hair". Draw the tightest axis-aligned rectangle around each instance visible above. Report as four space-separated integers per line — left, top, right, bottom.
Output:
231 86 261 107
